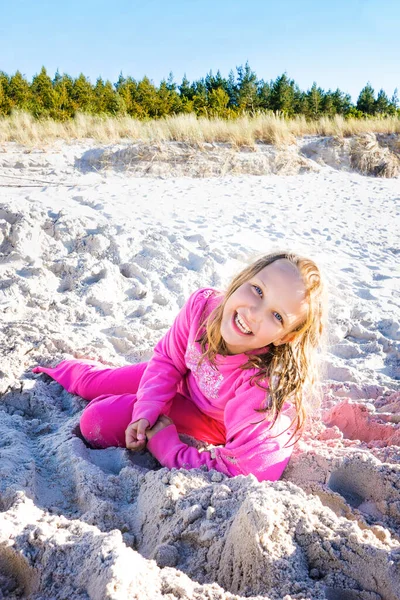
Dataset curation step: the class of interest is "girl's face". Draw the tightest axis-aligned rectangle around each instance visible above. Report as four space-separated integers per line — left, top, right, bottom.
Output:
220 259 308 355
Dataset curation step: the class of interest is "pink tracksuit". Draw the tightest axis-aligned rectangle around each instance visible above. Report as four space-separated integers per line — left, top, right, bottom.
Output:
34 288 295 481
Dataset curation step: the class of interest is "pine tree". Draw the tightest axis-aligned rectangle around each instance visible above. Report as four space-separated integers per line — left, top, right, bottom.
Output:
178 75 193 100
178 74 194 113
331 88 352 115
115 76 137 115
190 79 208 116
72 74 95 113
8 71 31 110
306 83 323 119
204 70 228 94
192 94 208 116
0 71 10 94
270 74 295 116
134 77 159 118
388 89 399 116
293 85 307 115
0 76 11 116
321 91 336 117
374 89 391 115
103 80 125 115
53 70 62 86
159 73 182 115
30 67 56 116
166 72 176 92
115 72 126 91
0 80 4 113
93 78 114 114
390 88 398 109
213 70 228 93
157 79 182 116
357 83 376 115
225 70 238 108
257 80 271 111
53 73 75 119
203 70 231 116
208 87 230 117
236 62 259 113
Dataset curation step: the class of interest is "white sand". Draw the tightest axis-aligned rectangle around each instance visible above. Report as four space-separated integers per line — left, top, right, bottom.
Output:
0 140 399 600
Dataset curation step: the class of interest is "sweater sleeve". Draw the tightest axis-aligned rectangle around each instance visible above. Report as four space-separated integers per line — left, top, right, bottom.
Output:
147 414 294 482
130 289 210 427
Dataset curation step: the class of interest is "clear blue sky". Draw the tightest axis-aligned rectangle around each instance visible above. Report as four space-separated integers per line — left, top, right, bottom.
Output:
1 0 399 103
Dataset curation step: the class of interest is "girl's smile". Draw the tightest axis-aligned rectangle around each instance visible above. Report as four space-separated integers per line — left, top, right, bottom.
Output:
233 311 253 335
220 259 308 355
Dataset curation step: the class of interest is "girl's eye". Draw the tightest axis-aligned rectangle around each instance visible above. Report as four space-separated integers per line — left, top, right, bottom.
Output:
253 285 263 297
273 311 283 324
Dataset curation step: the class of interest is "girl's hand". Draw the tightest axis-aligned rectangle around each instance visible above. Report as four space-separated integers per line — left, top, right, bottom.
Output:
125 418 150 451
146 415 173 441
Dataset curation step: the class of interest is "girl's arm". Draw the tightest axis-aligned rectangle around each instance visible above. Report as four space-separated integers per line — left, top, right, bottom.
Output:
146 412 294 482
130 289 210 428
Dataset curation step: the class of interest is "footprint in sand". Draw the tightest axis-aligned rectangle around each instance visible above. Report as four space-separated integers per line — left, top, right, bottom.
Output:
328 467 366 509
324 587 381 600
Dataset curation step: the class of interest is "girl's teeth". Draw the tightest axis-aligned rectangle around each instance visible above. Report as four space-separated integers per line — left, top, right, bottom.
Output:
235 313 251 334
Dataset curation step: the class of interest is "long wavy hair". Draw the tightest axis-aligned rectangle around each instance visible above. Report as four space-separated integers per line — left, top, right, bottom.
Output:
197 252 326 439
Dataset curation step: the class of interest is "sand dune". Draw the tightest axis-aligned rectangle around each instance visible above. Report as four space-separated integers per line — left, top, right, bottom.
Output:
0 141 399 599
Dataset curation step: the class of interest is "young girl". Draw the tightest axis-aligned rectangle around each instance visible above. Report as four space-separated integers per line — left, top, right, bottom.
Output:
33 252 325 482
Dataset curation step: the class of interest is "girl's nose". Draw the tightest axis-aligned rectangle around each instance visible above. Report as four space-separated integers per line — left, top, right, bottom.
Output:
247 305 262 324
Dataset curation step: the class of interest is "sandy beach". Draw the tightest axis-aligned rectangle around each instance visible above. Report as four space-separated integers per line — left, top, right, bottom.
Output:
0 139 399 600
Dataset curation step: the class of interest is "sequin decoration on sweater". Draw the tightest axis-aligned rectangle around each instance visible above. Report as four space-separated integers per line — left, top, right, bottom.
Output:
185 342 224 400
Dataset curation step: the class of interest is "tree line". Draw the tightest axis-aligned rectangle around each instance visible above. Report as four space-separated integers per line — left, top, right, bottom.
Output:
0 63 398 121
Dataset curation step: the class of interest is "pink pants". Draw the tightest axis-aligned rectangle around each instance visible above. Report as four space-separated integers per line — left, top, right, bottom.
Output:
33 360 226 449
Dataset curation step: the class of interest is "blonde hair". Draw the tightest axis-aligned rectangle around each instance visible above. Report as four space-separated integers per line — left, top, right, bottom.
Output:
197 252 326 439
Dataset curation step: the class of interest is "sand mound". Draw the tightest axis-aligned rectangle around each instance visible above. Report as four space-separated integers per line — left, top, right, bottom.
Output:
77 141 319 178
0 144 399 598
300 133 400 177
1 135 399 181
75 134 400 179
350 133 400 178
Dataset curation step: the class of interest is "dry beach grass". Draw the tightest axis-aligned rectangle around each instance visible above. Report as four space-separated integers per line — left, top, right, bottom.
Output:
1 111 400 146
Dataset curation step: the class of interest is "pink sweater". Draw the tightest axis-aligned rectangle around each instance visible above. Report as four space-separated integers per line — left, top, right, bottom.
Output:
132 288 295 482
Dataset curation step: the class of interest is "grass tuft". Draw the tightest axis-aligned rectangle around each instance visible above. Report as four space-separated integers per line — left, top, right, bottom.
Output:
1 111 400 146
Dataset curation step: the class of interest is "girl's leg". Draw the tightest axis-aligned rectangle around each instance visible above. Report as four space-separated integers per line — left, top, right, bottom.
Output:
33 360 147 400
80 392 136 448
80 391 227 449
169 394 226 446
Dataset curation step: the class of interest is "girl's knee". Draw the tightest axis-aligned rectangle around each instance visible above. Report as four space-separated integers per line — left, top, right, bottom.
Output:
80 405 107 448
79 394 130 448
